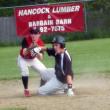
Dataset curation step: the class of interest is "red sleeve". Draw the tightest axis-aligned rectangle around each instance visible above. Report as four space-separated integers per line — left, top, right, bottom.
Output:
37 38 45 47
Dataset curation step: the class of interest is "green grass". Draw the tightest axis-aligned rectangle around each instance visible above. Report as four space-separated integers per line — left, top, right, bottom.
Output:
68 38 110 75
0 38 110 80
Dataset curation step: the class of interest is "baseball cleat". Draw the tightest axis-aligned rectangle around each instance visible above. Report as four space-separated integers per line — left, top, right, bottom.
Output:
24 89 31 97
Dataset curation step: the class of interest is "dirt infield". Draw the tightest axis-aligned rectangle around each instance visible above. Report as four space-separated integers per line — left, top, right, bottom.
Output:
0 74 110 110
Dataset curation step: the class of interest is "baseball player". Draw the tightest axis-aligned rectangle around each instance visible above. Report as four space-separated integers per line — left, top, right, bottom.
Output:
17 27 48 97
37 36 75 96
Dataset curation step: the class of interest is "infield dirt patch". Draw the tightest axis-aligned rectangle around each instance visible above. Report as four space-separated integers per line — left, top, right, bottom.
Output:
0 74 110 110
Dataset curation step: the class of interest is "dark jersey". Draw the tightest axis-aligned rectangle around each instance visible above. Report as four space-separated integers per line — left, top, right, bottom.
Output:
20 36 44 59
47 48 73 83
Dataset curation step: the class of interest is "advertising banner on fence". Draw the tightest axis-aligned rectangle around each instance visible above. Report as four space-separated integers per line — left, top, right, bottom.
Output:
15 2 85 36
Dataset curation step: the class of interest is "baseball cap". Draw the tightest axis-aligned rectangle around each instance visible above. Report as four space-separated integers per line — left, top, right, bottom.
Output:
29 27 40 34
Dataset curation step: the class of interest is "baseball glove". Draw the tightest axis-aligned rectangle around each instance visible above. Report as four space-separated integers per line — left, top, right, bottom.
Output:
30 47 41 57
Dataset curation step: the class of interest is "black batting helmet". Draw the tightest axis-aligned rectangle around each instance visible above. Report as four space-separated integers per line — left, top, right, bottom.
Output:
52 35 65 48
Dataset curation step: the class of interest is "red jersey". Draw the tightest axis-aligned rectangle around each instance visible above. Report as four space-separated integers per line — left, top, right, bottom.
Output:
20 36 44 59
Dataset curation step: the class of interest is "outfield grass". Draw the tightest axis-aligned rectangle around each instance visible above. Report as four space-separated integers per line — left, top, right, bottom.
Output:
68 38 110 75
0 38 110 80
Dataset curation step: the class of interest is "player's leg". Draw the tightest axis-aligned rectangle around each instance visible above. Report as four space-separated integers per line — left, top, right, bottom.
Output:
31 58 47 74
30 58 47 86
41 68 55 81
37 76 65 95
31 58 55 81
39 68 55 86
17 55 30 97
40 79 46 86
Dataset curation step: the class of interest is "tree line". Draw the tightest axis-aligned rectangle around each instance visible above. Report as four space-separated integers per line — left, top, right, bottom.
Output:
0 0 110 16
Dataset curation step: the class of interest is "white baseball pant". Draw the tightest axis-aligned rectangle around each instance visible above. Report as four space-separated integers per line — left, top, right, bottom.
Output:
17 55 46 75
37 76 66 95
37 68 67 95
17 55 55 81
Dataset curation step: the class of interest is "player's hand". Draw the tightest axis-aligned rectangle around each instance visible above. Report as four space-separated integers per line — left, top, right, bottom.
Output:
23 48 29 56
31 47 41 57
67 88 75 96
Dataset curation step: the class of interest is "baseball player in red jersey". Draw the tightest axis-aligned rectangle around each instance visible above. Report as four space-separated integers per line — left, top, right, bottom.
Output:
17 27 48 97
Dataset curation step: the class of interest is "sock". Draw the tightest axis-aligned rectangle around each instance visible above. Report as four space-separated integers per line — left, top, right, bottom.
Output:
22 76 28 90
40 79 46 86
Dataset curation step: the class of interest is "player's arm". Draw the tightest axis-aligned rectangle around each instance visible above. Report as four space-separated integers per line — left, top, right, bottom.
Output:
65 58 73 84
41 47 55 56
34 46 47 60
66 74 74 96
36 53 43 60
21 38 29 56
35 48 44 60
67 75 73 86
35 47 55 60
22 47 35 56
64 58 74 96
40 46 47 51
